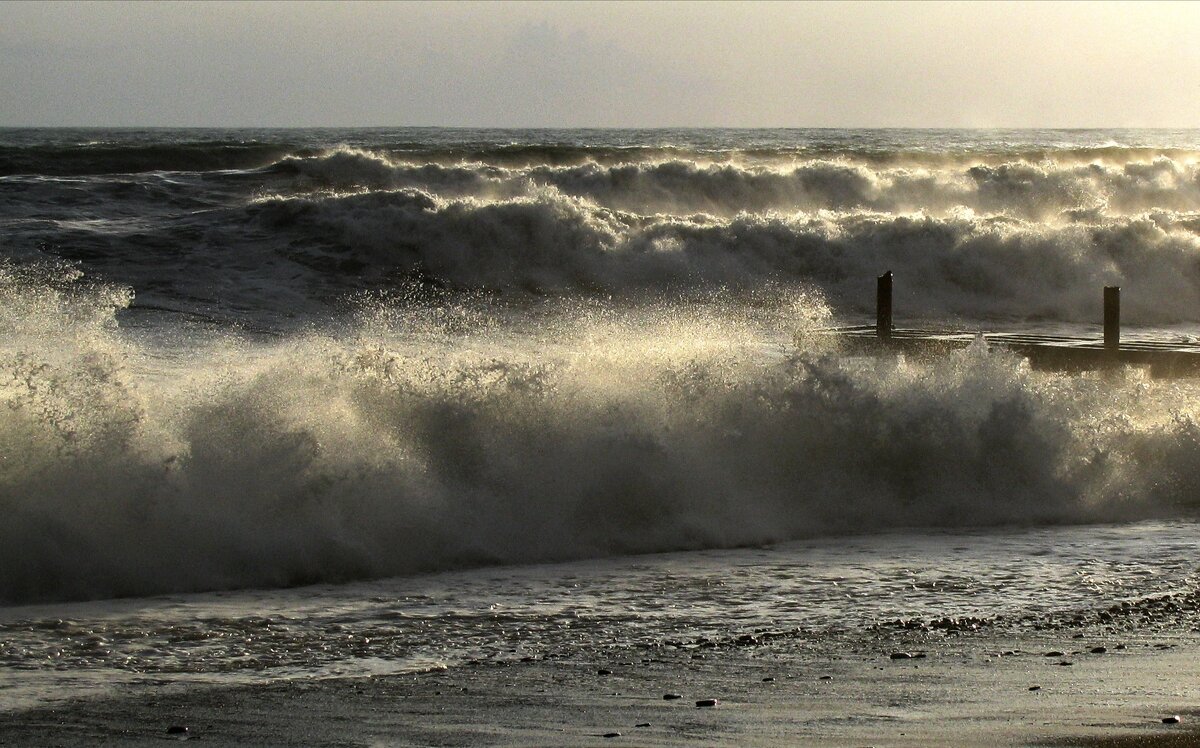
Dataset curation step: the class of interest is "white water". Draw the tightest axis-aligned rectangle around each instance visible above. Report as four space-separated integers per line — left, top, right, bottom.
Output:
1 520 1196 710
3 264 1200 605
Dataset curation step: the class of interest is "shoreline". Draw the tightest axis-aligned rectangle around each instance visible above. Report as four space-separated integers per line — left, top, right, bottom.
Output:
4 625 1199 747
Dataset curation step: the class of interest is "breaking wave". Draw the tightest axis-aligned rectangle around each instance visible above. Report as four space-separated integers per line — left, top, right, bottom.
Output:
3 265 1200 603
6 129 1200 327
272 148 1200 219
244 189 1200 322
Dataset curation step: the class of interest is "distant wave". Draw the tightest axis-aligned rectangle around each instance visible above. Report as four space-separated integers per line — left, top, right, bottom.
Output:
3 265 1200 603
225 142 1200 170
264 148 1200 219
6 173 1200 324
236 189 1200 322
5 135 1200 177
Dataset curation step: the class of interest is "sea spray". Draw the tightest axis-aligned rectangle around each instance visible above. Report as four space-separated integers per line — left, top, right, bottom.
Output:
2 266 1200 603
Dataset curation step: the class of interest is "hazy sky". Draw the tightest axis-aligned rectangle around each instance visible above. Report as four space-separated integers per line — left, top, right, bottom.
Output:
2 0 1198 128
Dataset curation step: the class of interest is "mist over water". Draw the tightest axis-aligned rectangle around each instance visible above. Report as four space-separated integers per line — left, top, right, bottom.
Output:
4 128 1200 603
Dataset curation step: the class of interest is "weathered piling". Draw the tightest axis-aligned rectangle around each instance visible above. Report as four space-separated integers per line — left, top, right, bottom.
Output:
876 271 893 339
1104 286 1120 352
825 274 1200 378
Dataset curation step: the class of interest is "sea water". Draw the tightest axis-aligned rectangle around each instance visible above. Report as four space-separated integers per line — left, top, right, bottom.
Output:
2 127 1200 708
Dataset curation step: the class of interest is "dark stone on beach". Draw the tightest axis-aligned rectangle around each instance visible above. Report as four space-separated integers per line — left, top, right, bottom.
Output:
521 656 535 662
696 698 718 707
890 652 912 660
1029 685 1041 691
166 725 188 735
1044 651 1065 657
1058 661 1073 666
913 652 927 659
603 732 621 738
1116 644 1127 650
635 722 651 727
597 669 612 675
663 693 682 700
1163 716 1181 724
761 677 775 682
1090 646 1107 654
819 675 833 680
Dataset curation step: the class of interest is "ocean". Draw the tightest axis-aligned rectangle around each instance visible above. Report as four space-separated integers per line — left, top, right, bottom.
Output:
2 128 1200 714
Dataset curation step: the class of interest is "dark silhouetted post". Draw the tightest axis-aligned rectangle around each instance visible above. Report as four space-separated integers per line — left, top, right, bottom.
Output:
1104 286 1120 352
876 271 893 340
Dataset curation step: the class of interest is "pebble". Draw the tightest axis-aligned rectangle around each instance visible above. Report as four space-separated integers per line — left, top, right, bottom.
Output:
1089 646 1107 654
819 675 833 680
1028 686 1041 691
603 732 621 738
166 725 188 735
1044 651 1065 657
597 669 613 676
696 699 719 708
890 652 912 660
635 722 651 727
662 693 682 700
761 677 775 682
1058 661 1073 666
1163 716 1181 724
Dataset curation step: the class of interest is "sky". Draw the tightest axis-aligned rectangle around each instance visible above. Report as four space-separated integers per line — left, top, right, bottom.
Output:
1 0 1198 128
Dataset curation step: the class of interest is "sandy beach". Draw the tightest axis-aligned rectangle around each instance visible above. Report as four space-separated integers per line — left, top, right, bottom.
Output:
4 613 1199 747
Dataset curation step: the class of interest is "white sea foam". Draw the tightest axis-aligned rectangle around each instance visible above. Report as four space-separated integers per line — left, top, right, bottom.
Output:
249 188 1200 322
268 148 1200 219
3 265 1200 603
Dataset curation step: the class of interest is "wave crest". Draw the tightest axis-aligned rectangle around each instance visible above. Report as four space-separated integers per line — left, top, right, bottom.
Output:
241 190 1200 322
258 149 1200 220
3 268 1200 603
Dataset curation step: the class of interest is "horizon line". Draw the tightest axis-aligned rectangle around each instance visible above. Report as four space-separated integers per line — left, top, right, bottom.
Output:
1 124 1196 131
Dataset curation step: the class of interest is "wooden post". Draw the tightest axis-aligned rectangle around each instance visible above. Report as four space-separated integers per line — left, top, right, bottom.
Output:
1104 286 1120 352
877 271 893 340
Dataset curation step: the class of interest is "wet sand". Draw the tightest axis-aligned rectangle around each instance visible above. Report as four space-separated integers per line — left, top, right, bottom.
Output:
3 624 1199 747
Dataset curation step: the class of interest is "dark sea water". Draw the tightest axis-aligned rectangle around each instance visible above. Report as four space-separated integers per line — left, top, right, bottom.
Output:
6 127 1200 327
2 128 1200 708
